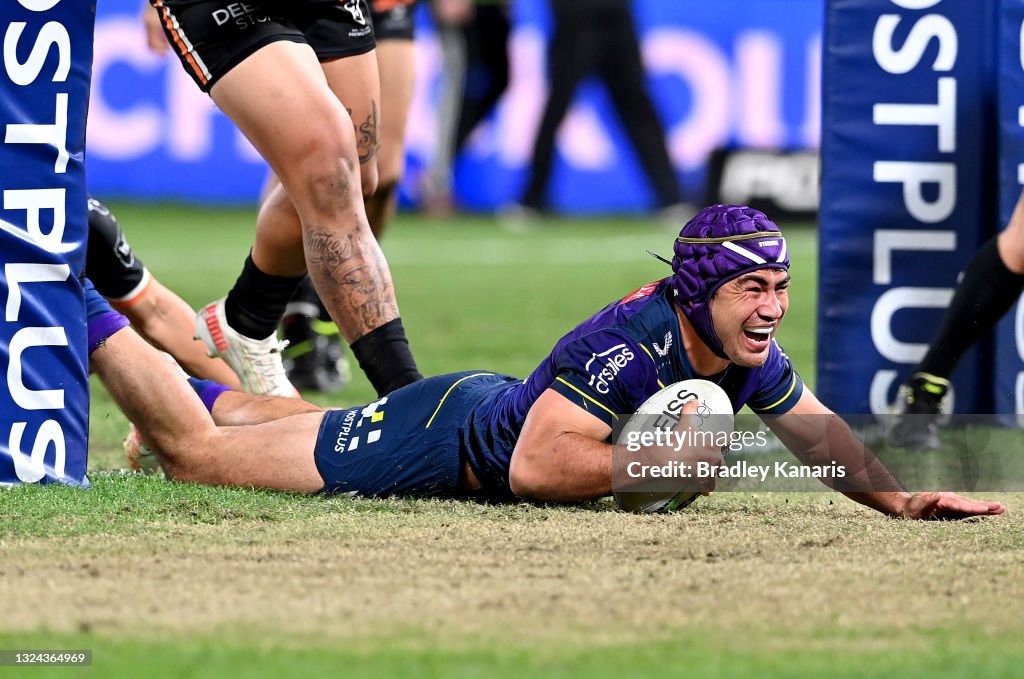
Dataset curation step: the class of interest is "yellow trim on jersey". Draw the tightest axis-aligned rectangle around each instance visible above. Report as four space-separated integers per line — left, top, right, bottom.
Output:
752 374 798 412
638 344 665 389
425 372 493 429
554 377 619 421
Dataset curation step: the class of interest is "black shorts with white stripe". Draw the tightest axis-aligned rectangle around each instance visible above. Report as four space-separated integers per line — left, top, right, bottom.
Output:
149 0 376 93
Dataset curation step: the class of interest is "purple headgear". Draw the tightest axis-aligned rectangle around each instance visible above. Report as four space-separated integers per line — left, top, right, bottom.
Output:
671 205 789 358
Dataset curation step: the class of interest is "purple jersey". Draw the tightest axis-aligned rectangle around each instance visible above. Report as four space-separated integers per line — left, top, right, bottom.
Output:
463 278 803 495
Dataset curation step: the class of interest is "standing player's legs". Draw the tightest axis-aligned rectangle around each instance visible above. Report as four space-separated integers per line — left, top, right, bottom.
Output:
519 13 596 211
211 41 385 335
152 0 421 397
282 10 417 393
282 10 417 392
890 189 1024 449
211 43 421 397
597 9 682 211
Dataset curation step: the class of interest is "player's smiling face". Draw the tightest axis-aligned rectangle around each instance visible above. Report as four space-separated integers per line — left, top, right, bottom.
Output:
710 269 790 368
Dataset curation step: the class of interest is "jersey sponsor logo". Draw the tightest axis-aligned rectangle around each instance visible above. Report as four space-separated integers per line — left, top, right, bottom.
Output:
620 280 661 304
333 409 359 453
334 396 387 453
87 197 109 216
211 2 274 30
114 230 134 268
653 331 672 357
342 0 368 26
585 344 635 395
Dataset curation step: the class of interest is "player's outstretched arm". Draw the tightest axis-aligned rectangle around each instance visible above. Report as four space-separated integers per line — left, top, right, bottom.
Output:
117 277 243 390
766 389 1005 519
92 325 326 492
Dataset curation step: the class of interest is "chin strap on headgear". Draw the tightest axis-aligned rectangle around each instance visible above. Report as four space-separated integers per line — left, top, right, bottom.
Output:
670 204 789 359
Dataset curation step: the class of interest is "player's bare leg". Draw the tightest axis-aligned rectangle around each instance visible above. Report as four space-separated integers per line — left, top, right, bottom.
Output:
209 43 419 395
997 188 1024 273
365 38 416 238
212 43 395 336
93 327 326 492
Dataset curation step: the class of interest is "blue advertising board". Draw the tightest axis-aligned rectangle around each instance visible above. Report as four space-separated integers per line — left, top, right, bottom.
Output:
1 0 94 485
819 0 998 414
86 0 823 212
994 0 1024 418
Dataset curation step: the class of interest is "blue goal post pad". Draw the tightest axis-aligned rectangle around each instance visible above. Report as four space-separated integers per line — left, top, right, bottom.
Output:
818 0 998 414
993 0 1024 420
1 1 95 485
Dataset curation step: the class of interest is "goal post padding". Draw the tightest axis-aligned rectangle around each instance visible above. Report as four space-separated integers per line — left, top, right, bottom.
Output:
1 1 95 485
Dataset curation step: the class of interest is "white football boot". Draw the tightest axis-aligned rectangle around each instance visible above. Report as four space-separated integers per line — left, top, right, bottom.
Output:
195 298 299 397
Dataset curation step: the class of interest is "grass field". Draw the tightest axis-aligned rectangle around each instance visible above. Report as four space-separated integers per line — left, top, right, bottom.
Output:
2 205 1022 678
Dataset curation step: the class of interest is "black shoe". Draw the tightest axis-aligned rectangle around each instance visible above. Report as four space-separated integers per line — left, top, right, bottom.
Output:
887 372 950 450
282 315 350 393
320 332 352 391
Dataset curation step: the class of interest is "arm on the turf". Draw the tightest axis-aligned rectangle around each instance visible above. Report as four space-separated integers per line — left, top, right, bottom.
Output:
766 389 1005 519
509 388 616 501
92 326 326 492
116 277 243 390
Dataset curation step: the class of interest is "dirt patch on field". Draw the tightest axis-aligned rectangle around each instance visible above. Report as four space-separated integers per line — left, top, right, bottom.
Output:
1 494 1022 647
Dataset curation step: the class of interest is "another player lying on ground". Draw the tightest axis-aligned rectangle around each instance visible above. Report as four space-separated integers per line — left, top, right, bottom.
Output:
88 205 1005 520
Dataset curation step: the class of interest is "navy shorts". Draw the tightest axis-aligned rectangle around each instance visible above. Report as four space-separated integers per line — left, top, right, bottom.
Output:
371 1 416 42
151 0 376 92
313 371 514 498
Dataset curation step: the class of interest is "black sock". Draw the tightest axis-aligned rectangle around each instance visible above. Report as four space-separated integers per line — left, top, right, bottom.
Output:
918 236 1024 378
224 254 305 340
350 318 423 396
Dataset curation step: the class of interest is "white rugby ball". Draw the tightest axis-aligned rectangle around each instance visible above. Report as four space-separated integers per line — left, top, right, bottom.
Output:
613 379 734 513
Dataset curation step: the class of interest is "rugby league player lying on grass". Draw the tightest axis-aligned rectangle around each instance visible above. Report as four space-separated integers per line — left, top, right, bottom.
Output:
89 205 1005 520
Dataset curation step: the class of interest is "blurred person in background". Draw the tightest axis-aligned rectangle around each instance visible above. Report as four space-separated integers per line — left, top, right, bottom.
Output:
423 0 511 216
510 0 684 220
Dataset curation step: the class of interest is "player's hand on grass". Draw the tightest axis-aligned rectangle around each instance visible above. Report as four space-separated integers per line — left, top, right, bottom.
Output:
899 492 1005 520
